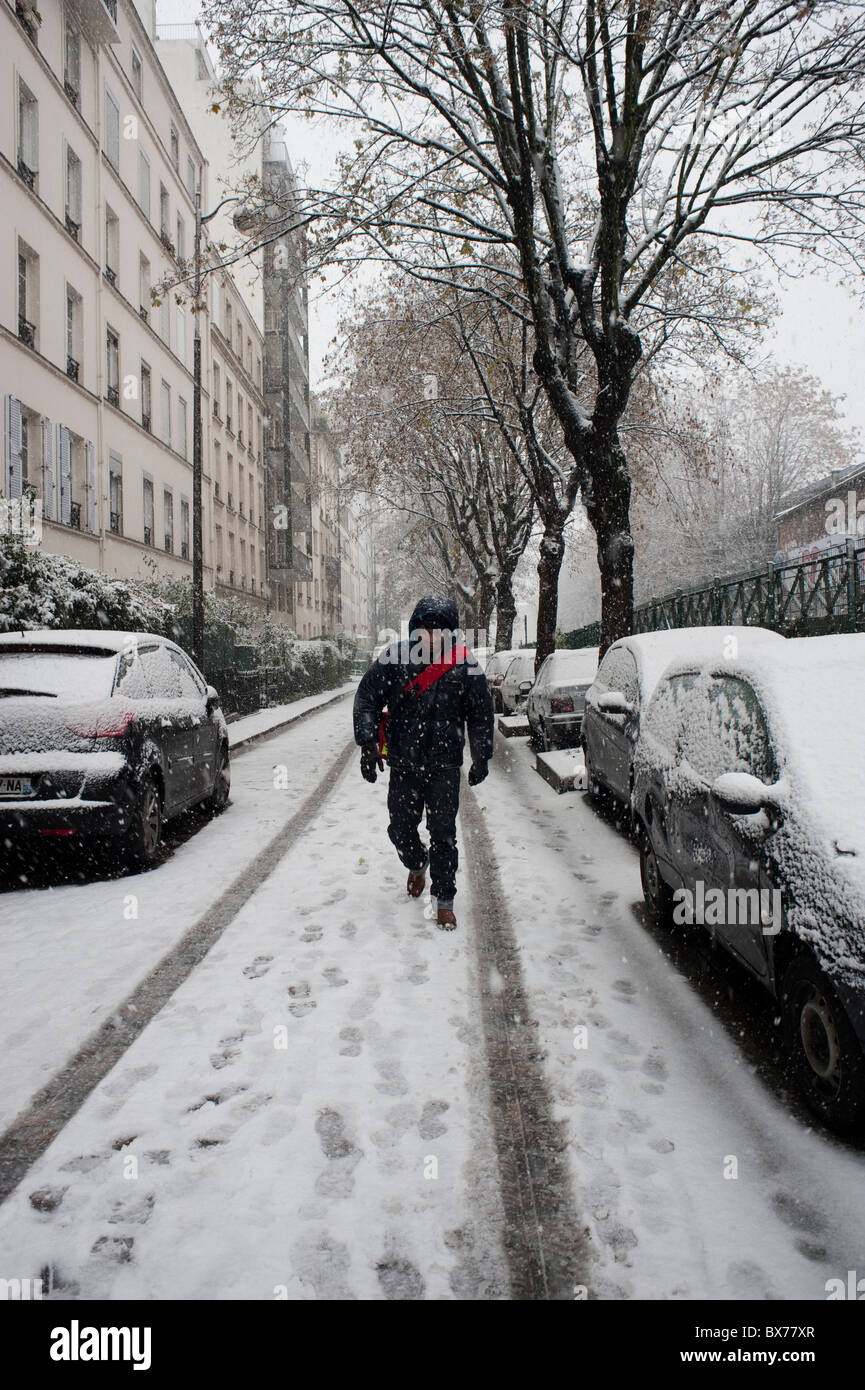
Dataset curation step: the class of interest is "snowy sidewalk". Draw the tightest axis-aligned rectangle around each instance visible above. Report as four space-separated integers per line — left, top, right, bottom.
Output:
0 737 509 1299
228 683 356 749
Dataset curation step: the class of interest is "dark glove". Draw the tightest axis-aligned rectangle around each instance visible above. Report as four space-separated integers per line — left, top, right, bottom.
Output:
360 741 384 783
468 759 488 786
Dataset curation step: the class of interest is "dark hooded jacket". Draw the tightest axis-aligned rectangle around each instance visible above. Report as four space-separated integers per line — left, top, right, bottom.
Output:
353 596 495 773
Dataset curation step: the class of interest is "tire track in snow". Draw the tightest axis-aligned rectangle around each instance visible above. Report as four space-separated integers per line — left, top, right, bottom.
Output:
461 783 593 1299
0 736 356 1206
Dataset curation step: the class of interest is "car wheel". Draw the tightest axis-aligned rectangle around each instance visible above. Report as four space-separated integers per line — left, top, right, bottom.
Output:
639 831 674 928
207 743 231 814
781 955 865 1134
127 772 162 867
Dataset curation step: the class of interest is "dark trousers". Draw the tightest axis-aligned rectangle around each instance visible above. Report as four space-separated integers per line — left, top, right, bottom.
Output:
387 765 461 901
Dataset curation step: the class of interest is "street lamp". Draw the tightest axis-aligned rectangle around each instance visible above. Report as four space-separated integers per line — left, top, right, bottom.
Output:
192 188 240 671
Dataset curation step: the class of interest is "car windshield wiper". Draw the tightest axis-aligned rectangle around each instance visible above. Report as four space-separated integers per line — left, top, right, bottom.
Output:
0 688 59 698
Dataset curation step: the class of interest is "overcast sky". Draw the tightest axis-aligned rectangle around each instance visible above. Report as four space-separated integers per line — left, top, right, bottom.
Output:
156 0 865 448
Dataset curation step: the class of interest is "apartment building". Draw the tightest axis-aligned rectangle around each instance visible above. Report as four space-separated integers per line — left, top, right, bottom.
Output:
1 0 209 582
301 400 369 642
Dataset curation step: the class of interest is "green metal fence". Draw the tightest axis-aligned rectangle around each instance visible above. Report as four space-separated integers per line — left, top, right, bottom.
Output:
562 537 865 649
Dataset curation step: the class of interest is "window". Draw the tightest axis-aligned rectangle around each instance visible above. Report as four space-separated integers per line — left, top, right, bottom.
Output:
160 184 170 239
170 123 179 170
176 214 185 261
160 296 170 346
238 393 244 442
139 254 150 320
176 303 186 365
138 149 150 219
106 327 119 406
17 80 38 189
163 488 173 552
131 45 142 101
142 476 154 546
180 497 189 560
65 286 82 380
186 155 196 198
65 146 82 239
105 89 120 170
644 674 698 755
594 646 639 705
178 397 188 459
17 240 38 348
109 454 123 535
64 18 81 105
225 301 232 341
681 678 778 785
213 441 221 496
160 380 171 445
226 380 233 433
212 363 220 418
105 206 119 283
141 362 151 431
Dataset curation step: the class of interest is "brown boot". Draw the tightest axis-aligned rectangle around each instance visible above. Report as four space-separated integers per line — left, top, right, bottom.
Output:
407 866 426 897
436 907 457 931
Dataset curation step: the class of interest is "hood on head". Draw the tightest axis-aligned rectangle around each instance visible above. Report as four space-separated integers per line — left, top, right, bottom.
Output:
409 596 460 635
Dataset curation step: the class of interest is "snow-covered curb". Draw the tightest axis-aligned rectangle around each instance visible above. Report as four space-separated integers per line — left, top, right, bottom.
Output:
227 683 357 750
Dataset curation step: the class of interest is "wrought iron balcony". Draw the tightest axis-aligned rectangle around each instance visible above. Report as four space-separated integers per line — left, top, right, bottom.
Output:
66 356 79 382
110 511 122 535
65 212 80 241
18 317 36 348
17 159 36 190
70 502 81 530
142 413 151 433
107 385 119 407
104 266 117 287
143 525 152 546
139 305 149 323
64 80 79 108
181 540 189 560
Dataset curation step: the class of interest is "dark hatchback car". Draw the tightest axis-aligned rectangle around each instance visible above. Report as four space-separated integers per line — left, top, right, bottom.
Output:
0 630 230 868
633 634 865 1134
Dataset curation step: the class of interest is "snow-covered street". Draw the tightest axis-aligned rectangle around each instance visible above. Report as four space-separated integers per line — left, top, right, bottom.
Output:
0 690 863 1300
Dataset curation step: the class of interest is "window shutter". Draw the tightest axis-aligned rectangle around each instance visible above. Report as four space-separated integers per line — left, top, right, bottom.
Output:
85 441 96 532
6 396 23 500
106 91 119 169
42 417 55 520
58 424 72 525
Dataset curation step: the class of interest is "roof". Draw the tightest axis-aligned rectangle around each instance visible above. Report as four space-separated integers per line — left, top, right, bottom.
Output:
611 626 786 703
0 629 171 652
775 461 865 521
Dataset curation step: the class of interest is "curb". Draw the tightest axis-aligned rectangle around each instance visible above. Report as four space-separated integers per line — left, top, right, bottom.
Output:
229 685 355 754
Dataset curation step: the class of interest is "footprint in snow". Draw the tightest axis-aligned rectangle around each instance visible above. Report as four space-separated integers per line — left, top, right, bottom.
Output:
301 927 324 943
210 1047 240 1070
91 1235 134 1264
349 982 381 1020
375 1059 409 1096
418 1099 449 1140
289 999 317 1018
243 956 273 979
376 1256 425 1301
59 1154 107 1174
107 1193 155 1225
340 921 357 940
289 981 310 998
323 967 348 988
339 1027 363 1056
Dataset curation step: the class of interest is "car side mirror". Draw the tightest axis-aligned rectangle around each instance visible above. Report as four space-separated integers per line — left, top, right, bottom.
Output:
518 680 533 693
710 772 784 817
595 690 634 717
205 685 221 714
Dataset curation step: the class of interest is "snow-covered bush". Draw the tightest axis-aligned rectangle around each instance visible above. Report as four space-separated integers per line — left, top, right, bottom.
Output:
0 535 173 637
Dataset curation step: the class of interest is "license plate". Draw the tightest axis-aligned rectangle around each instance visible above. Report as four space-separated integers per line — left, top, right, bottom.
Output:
0 776 34 798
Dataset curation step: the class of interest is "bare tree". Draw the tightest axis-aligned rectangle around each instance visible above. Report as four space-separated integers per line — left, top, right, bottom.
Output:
204 0 865 655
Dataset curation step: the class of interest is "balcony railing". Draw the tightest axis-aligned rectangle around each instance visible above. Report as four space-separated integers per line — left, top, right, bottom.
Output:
227 492 233 510
18 317 36 348
181 540 189 560
110 511 122 535
66 356 79 382
64 79 80 107
214 482 221 499
15 1 39 42
70 502 81 530
104 266 117 287
107 385 119 407
139 305 149 323
212 403 220 419
143 525 152 546
164 536 173 553
17 159 36 190
142 413 151 433
159 231 175 258
65 212 80 241
226 415 233 434
102 0 117 20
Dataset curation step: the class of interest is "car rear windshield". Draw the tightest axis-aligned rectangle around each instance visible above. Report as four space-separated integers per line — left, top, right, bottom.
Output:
0 649 119 703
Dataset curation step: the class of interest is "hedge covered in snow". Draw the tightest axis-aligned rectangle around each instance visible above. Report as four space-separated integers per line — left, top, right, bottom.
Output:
0 537 353 702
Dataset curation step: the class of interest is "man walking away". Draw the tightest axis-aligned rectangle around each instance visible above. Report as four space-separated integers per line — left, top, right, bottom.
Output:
353 596 494 929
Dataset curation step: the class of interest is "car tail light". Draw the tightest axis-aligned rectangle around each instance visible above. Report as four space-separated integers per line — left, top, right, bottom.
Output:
67 708 135 738
41 828 77 837
550 695 574 713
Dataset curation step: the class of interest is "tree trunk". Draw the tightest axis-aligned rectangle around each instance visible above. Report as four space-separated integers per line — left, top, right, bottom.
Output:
588 439 635 658
535 528 565 672
477 572 495 646
494 562 518 651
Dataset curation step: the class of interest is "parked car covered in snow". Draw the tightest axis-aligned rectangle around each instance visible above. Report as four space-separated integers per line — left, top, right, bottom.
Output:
484 648 521 712
633 632 865 1132
499 649 538 714
581 626 785 810
526 647 599 750
0 630 230 868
